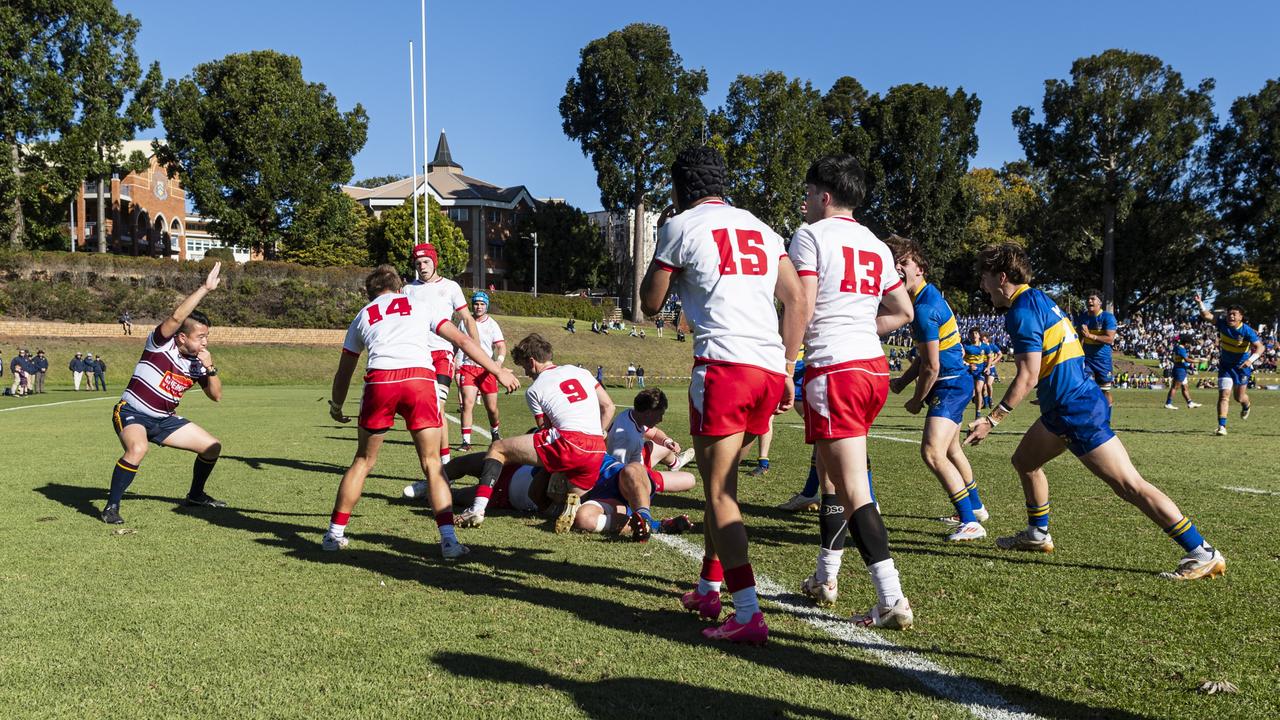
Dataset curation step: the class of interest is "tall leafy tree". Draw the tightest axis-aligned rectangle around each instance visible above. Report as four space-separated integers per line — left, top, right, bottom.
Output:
712 71 833 236
560 23 707 320
858 83 980 268
56 7 161 253
157 50 368 255
351 174 406 189
948 164 1044 310
508 200 611 293
823 76 872 163
280 191 372 267
1209 79 1280 288
370 195 467 278
1013 49 1215 311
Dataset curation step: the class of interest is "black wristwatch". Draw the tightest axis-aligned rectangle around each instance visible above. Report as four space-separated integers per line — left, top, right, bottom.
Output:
205 366 218 377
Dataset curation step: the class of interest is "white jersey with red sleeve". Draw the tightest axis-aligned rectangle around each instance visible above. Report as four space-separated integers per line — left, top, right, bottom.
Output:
343 293 450 370
402 277 467 354
606 408 651 466
120 325 210 418
458 315 505 368
525 364 604 435
653 201 787 374
787 216 901 367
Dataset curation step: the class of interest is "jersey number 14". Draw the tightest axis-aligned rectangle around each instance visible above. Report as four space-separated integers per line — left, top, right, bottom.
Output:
366 297 412 325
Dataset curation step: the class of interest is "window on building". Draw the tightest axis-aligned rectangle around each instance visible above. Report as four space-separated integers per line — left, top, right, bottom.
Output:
488 208 497 223
449 207 470 222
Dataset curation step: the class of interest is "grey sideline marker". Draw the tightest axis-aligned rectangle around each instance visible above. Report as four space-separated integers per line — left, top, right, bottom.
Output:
441 415 1040 719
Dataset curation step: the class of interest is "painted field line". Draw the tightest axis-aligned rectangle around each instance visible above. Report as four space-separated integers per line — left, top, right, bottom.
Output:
783 421 921 446
654 533 1042 720
1222 486 1280 497
0 396 116 413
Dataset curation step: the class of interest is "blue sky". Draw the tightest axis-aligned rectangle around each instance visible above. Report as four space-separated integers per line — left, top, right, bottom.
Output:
117 0 1280 211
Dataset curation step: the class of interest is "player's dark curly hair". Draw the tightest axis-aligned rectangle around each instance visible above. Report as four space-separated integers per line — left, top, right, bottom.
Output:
513 333 554 364
884 235 928 275
805 154 866 210
975 242 1032 285
671 146 727 210
180 309 212 335
633 388 668 413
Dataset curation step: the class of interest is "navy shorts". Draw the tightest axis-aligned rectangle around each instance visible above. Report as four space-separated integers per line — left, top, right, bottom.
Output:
1172 367 1188 384
1039 390 1115 457
1218 365 1251 390
926 375 973 424
582 457 662 504
112 400 190 444
1084 356 1114 388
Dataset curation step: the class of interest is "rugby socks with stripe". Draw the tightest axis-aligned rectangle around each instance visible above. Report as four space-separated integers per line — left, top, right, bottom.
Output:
470 458 504 513
950 486 977 524
461 427 472 445
816 494 848 583
436 511 458 545
724 564 759 623
1026 502 1050 540
440 447 451 465
697 556 723 595
1165 517 1215 561
108 458 140 506
328 511 350 539
1218 416 1227 429
965 480 984 512
190 454 218 497
490 424 500 438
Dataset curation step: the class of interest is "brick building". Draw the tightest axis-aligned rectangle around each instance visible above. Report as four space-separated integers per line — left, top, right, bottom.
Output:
342 131 536 289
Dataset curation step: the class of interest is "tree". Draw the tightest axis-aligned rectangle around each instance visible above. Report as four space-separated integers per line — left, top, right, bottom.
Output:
1013 49 1215 311
712 72 833 236
157 50 368 255
1209 79 1280 286
560 23 707 320
351 174 406 189
280 191 372 267
948 164 1044 310
858 84 981 268
370 195 467 278
507 200 610 293
1 1 112 246
56 7 161 253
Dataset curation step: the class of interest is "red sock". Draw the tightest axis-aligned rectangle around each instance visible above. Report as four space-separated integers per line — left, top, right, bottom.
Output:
330 511 350 525
724 563 756 593
440 447 451 460
475 485 494 500
434 510 454 526
700 556 723 582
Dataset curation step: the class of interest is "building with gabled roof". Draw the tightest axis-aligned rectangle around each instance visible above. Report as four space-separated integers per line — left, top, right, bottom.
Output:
342 130 536 289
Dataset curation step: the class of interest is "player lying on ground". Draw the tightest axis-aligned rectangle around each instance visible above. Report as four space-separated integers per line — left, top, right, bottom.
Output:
885 236 990 543
324 266 518 559
102 262 227 525
455 333 614 531
965 243 1225 580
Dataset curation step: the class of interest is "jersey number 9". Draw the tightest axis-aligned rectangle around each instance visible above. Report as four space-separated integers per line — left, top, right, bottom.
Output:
560 379 588 403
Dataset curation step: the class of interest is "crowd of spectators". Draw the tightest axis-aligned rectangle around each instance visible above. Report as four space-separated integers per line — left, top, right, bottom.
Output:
886 314 1012 352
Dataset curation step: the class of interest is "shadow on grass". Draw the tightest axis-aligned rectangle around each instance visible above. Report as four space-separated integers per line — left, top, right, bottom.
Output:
34 481 1155 720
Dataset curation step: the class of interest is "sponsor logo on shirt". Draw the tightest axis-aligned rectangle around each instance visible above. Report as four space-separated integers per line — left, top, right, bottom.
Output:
159 371 193 396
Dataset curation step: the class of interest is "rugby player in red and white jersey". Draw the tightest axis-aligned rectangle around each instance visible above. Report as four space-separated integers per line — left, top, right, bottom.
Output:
455 333 615 531
101 262 227 525
324 265 518 559
401 243 477 466
638 146 807 645
455 291 505 449
789 155 915 629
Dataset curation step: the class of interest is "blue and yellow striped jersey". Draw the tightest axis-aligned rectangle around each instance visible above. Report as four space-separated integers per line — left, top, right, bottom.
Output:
1074 310 1117 362
1215 317 1259 367
909 283 967 378
1173 345 1190 369
1006 285 1092 411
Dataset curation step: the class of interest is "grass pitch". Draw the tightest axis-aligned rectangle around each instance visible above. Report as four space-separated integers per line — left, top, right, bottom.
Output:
1 379 1277 719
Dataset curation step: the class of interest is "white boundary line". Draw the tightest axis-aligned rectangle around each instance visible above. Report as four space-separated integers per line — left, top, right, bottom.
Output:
654 534 1042 720
0 396 117 413
1222 486 1280 497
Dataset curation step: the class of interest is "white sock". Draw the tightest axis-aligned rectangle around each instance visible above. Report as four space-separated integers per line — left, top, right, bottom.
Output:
732 586 760 623
327 522 346 539
1190 542 1215 562
439 524 458 544
490 426 499 436
462 430 472 443
697 577 721 595
441 450 451 465
815 548 843 584
471 496 490 514
592 513 608 533
1027 524 1049 541
867 558 903 607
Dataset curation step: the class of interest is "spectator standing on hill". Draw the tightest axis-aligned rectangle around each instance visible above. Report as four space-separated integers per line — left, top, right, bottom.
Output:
85 354 98 391
93 355 107 391
69 353 87 391
656 317 665 337
119 310 133 336
32 350 48 393
626 363 636 389
637 366 646 388
10 350 28 396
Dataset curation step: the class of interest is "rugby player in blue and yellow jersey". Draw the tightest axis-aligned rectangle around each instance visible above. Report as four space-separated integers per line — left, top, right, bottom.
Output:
1074 291 1117 407
962 329 987 419
1164 336 1202 410
1196 295 1264 436
887 237 988 542
965 243 1224 580
980 334 1002 406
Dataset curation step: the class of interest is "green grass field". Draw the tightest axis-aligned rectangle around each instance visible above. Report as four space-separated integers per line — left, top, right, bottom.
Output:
2 366 1278 719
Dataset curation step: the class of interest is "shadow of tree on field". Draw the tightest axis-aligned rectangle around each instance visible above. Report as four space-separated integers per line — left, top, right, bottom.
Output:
27 479 1156 720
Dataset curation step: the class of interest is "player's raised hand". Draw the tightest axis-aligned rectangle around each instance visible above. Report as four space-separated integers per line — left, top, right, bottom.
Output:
204 261 222 292
328 399 351 423
496 367 520 393
963 417 992 446
197 349 215 370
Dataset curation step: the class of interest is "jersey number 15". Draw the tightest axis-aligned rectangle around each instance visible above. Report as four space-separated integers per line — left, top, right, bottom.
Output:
713 229 767 276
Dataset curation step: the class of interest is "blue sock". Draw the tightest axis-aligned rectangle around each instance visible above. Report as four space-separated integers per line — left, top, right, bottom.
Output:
1026 502 1050 531
1219 417 1227 427
965 480 984 511
800 453 819 497
109 458 139 506
1165 517 1210 554
758 458 770 470
636 507 653 523
950 486 977 523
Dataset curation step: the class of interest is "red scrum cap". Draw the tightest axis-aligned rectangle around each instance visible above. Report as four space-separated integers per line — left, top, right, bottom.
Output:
412 243 437 262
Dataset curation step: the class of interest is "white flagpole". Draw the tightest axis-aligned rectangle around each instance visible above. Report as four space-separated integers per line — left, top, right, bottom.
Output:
408 41 419 247
421 0 429 239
